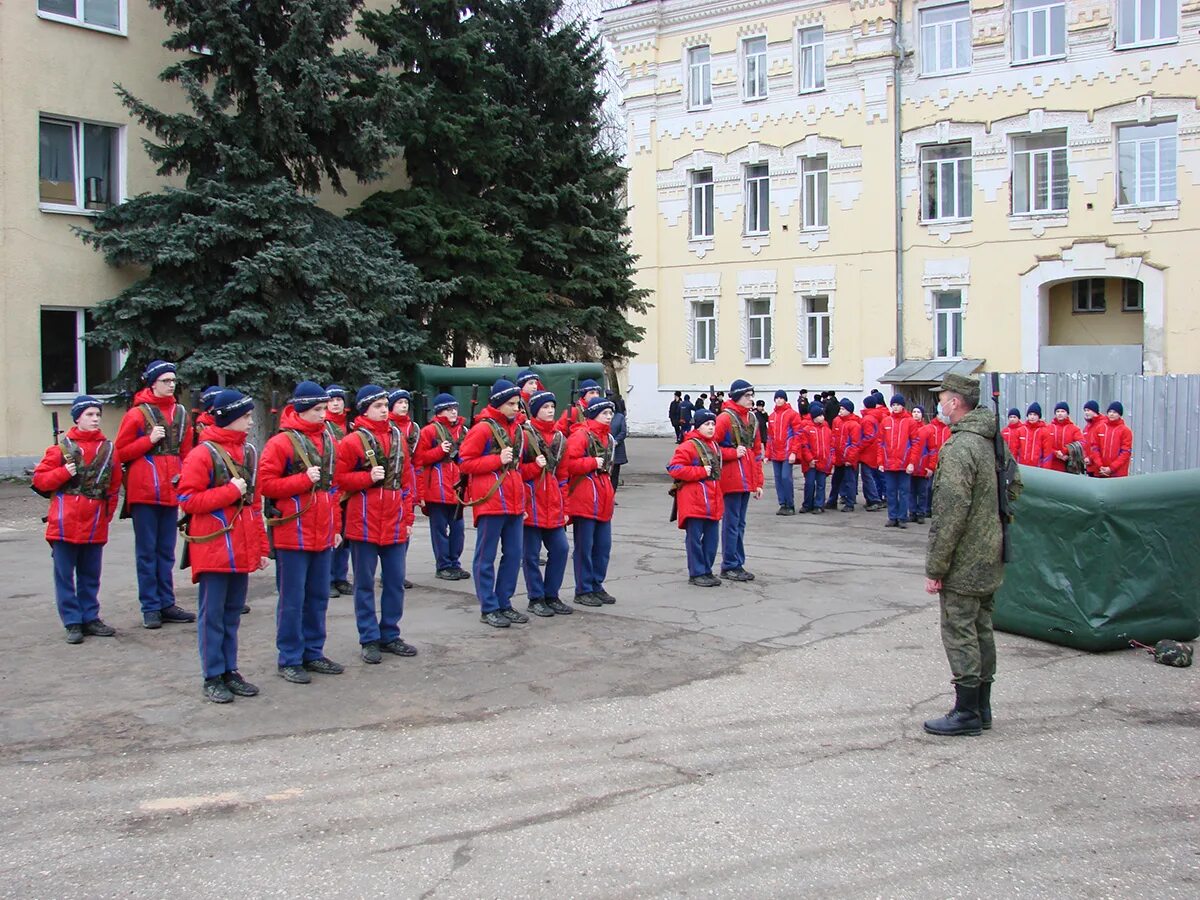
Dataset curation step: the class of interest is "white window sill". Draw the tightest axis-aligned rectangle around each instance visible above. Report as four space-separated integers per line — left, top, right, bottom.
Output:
687 236 715 259
691 358 717 365
39 204 106 217
1121 306 1144 314
1008 213 1068 235
1011 53 1066 67
742 233 771 255
921 217 972 227
1115 37 1179 52
803 359 831 366
743 94 769 104
687 104 713 113
919 67 972 79
745 359 773 366
1112 203 1179 230
799 86 826 96
37 12 126 37
1071 308 1107 315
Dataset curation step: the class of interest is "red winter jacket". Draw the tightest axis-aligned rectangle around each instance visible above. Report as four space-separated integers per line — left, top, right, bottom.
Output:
520 418 568 529
879 411 919 472
713 402 764 494
1042 417 1083 472
1015 419 1049 468
834 413 863 467
668 431 724 528
912 422 946 478
766 405 802 462
115 389 195 506
1001 423 1023 458
334 417 412 545
391 413 422 518
564 419 615 522
258 408 340 552
556 400 590 436
799 421 834 475
33 426 122 544
325 410 348 438
458 406 527 521
859 409 883 469
1082 416 1105 475
1091 417 1133 477
415 415 466 505
177 426 269 582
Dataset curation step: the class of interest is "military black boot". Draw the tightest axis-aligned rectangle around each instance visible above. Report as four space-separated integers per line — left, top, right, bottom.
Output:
923 684 983 737
979 682 993 731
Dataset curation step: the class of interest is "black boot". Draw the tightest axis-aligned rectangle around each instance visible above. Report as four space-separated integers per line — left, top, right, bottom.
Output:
979 682 992 731
923 684 983 737
527 599 555 617
545 597 573 615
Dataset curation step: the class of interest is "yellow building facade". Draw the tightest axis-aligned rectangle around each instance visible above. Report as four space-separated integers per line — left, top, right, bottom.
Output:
601 0 1200 434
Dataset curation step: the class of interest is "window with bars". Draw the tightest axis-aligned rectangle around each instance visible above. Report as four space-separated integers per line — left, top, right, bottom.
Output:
920 2 971 75
804 296 831 362
688 46 712 109
1072 279 1107 313
933 291 964 359
798 26 825 93
743 36 768 100
801 155 829 230
744 163 770 234
689 169 714 240
1117 121 1177 207
1116 0 1178 47
920 142 973 222
39 116 121 212
1012 0 1066 63
1012 131 1068 214
693 301 716 362
746 299 772 363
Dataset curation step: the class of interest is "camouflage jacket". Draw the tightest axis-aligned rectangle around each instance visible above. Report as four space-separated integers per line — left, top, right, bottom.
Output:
926 407 1022 596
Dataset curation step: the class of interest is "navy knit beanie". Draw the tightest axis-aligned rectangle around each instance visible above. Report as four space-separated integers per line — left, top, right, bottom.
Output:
577 379 601 396
1027 402 1042 418
489 379 520 408
212 390 254 427
356 384 387 414
774 389 787 401
199 385 222 412
325 384 346 400
839 398 854 413
1007 408 1021 419
291 381 329 413
729 379 754 401
70 395 102 422
809 402 825 419
516 369 540 388
528 390 556 418
693 409 716 428
863 396 877 409
584 396 615 419
1084 400 1100 414
387 389 411 411
432 393 458 414
1054 401 1069 414
1108 400 1124 416
142 359 176 385
889 394 906 408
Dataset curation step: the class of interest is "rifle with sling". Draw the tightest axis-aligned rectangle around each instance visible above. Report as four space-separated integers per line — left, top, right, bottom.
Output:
31 412 64 500
460 419 522 509
454 387 480 521
567 430 613 496
990 373 1020 563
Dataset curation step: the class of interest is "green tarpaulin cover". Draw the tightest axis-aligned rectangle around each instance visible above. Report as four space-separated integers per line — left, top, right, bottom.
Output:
411 363 606 426
994 466 1200 651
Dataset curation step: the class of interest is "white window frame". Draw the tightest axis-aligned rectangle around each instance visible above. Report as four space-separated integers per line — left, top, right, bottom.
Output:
1116 0 1179 49
38 115 125 216
1012 131 1068 215
920 141 973 223
687 45 712 110
692 300 717 362
1122 280 1144 312
919 2 972 76
689 168 715 240
933 290 964 359
803 295 831 363
800 155 829 231
745 297 773 364
797 26 826 94
1116 120 1177 208
742 35 769 101
1072 279 1107 313
40 307 126 403
744 163 770 235
37 0 127 37
1011 0 1066 64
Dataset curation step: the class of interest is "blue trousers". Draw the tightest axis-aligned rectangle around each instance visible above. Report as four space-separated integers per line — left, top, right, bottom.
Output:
473 514 523 613
572 517 612 595
884 470 911 522
131 503 177 613
911 475 932 518
51 541 102 627
860 463 882 505
721 491 750 571
838 466 858 510
427 502 465 572
684 518 720 577
825 467 844 508
523 525 569 600
275 548 331 667
198 572 247 679
772 460 795 508
351 540 406 644
330 541 351 584
803 469 827 511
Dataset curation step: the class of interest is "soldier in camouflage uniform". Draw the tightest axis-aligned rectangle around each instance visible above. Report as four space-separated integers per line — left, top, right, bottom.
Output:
923 373 1022 737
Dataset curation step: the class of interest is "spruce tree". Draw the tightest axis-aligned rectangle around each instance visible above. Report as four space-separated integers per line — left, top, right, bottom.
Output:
79 0 429 395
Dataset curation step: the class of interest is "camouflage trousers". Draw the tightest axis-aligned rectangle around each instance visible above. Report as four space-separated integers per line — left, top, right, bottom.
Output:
939 590 996 688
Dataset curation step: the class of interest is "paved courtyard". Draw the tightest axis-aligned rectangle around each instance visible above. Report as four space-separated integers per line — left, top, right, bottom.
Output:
0 437 1195 898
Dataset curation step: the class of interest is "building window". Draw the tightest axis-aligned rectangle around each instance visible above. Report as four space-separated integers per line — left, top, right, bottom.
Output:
743 36 768 100
804 296 831 362
1012 131 1068 214
801 155 829 230
37 0 123 33
39 117 121 212
920 2 971 75
798 26 825 93
746 298 772 363
693 301 716 362
689 169 714 240
920 142 972 222
1116 0 1178 47
688 46 712 109
1072 279 1107 313
934 291 964 359
1117 121 1176 207
40 308 121 398
1012 0 1066 63
744 163 770 235
1122 280 1144 312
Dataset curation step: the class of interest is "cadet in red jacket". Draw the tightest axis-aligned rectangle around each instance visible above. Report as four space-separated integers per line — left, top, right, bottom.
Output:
799 402 833 513
833 399 863 511
1016 402 1049 468
515 369 542 421
459 379 529 628
1001 408 1022 458
1043 402 1084 472
858 397 886 510
115 359 196 628
415 393 470 581
668 409 725 587
908 405 939 523
260 382 347 682
713 380 764 581
766 390 801 516
176 390 269 704
557 379 601 435
33 395 122 644
519 391 573 616
324 384 353 597
878 394 919 528
388 389 420 589
565 396 618 606
335 385 417 662
1081 400 1105 476
1092 401 1134 477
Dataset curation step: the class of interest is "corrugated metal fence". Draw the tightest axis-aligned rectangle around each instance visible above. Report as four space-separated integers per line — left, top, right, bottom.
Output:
985 373 1200 475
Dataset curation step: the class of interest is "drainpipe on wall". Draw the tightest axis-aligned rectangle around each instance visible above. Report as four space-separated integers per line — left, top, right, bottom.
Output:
892 0 905 368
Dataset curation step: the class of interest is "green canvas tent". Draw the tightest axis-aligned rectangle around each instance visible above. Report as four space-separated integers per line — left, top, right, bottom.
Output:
410 363 606 425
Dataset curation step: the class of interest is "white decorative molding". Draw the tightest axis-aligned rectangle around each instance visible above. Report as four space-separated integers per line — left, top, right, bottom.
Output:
1008 214 1070 237
793 265 838 360
921 257 971 321
738 268 777 365
683 272 721 364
